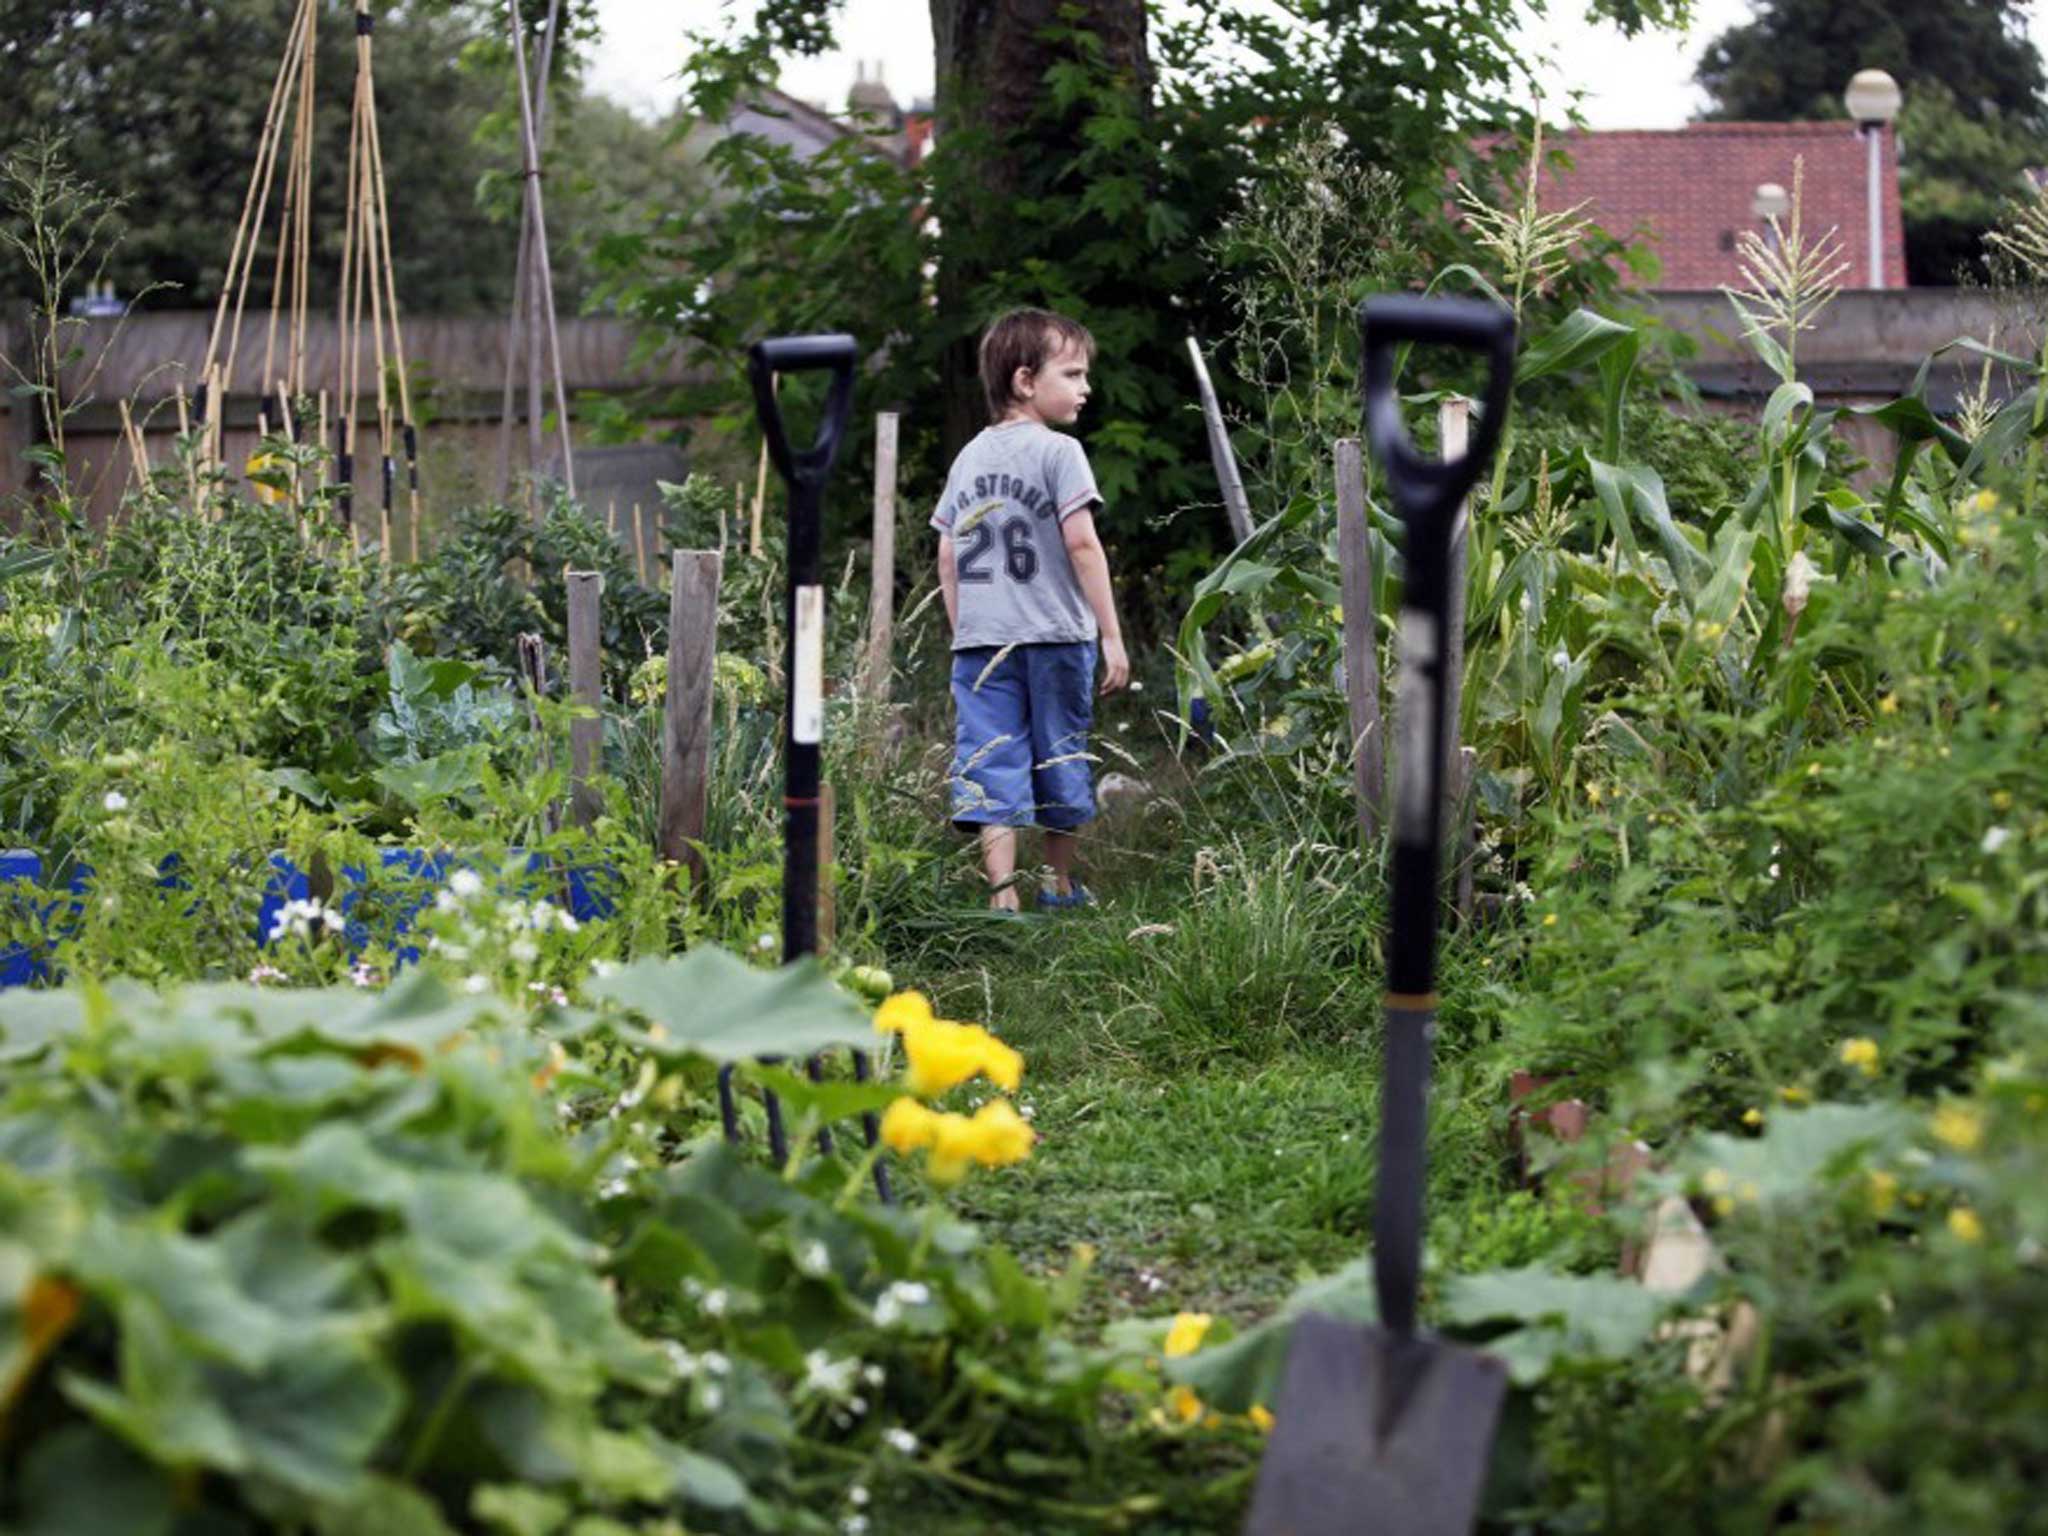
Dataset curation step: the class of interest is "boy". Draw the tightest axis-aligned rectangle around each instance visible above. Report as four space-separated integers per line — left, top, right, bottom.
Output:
933 308 1130 912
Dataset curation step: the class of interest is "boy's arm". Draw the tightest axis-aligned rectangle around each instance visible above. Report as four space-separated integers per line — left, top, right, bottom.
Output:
1060 509 1129 694
937 532 959 634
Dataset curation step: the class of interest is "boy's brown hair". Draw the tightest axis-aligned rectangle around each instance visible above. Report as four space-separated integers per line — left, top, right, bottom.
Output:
979 308 1095 421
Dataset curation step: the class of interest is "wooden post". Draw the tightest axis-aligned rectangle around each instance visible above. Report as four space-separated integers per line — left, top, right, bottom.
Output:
1440 397 1476 923
1187 335 1255 545
862 411 898 701
1335 437 1384 845
817 780 836 953
632 502 648 586
566 570 604 827
659 550 722 897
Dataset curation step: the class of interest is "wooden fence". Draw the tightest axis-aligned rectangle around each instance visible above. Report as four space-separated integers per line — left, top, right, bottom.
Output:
0 309 706 529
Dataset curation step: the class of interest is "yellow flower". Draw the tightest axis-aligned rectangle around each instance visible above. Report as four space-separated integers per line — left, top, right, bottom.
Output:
1701 1168 1731 1194
880 1097 937 1154
963 1098 1035 1168
1949 1206 1984 1244
1541 913 1559 928
926 1111 981 1186
1248 1404 1275 1433
1585 782 1604 806
244 452 285 506
1991 790 2014 811
901 1018 1024 1098
1780 1085 1811 1105
1742 1107 1764 1128
1867 1168 1898 1216
1167 1384 1205 1425
1839 1038 1880 1077
1877 693 1900 715
1163 1312 1213 1358
874 991 935 1036
1931 1103 1984 1153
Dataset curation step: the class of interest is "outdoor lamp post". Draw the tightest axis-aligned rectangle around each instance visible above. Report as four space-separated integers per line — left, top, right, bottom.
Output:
1752 181 1789 254
1844 68 1902 288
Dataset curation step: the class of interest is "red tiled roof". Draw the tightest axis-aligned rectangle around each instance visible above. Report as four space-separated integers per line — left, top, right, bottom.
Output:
1530 122 1906 291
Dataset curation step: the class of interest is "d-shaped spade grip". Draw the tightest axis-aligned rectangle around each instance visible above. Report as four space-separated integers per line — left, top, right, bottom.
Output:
747 333 859 495
1359 295 1516 531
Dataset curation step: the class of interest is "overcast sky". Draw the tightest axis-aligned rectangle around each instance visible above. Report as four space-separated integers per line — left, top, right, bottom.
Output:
587 1 2048 128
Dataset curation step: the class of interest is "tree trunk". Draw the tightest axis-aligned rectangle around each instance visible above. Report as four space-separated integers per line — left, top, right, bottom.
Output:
928 0 1151 460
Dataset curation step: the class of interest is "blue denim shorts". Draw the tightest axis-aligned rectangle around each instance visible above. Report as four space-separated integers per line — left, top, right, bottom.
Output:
949 641 1097 831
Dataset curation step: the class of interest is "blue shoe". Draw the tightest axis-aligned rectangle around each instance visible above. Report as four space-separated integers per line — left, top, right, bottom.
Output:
1036 882 1096 911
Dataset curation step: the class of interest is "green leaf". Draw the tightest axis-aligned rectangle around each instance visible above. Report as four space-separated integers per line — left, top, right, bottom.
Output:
1442 1266 1665 1378
473 1485 571 1536
584 950 878 1064
751 1066 902 1124
18 1424 175 1536
1516 308 1635 386
0 990 85 1062
670 1446 750 1510
1164 1257 1377 1413
1851 395 1971 459
314 1477 460 1536
1686 1103 1907 1205
1596 328 1641 462
1760 380 1815 449
262 767 332 808
213 1334 404 1501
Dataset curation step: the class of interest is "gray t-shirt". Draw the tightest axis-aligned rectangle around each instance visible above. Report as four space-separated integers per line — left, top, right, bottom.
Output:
930 421 1101 651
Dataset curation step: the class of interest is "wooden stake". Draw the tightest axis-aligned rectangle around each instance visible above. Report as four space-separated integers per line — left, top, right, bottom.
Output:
566 570 605 827
1335 437 1383 845
862 411 898 702
659 551 723 898
1187 335 1255 544
750 374 776 558
1440 397 1476 924
633 502 648 586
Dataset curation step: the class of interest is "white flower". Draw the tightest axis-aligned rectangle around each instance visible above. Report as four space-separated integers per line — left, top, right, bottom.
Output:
882 1427 918 1455
702 1288 731 1319
663 1342 697 1378
349 961 380 989
797 1240 830 1278
1983 825 2013 855
1550 647 1571 670
509 937 539 965
1129 680 1144 693
463 974 488 995
558 911 581 934
755 932 776 953
842 1517 869 1536
434 890 461 914
101 790 128 812
802 1350 860 1398
873 1279 930 1327
448 868 483 900
1767 863 1781 880
848 1485 871 1507
531 899 559 930
598 1177 629 1199
267 897 344 944
701 1383 724 1413
700 1351 731 1376
592 959 618 978
1783 550 1816 621
247 963 287 985
861 1363 885 1387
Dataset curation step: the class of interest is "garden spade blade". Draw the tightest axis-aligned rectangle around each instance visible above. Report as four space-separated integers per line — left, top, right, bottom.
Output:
1246 295 1516 1536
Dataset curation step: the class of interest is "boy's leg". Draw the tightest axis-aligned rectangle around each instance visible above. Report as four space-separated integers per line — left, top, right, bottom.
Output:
1044 828 1079 898
1025 641 1098 902
980 826 1021 912
949 646 1034 910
